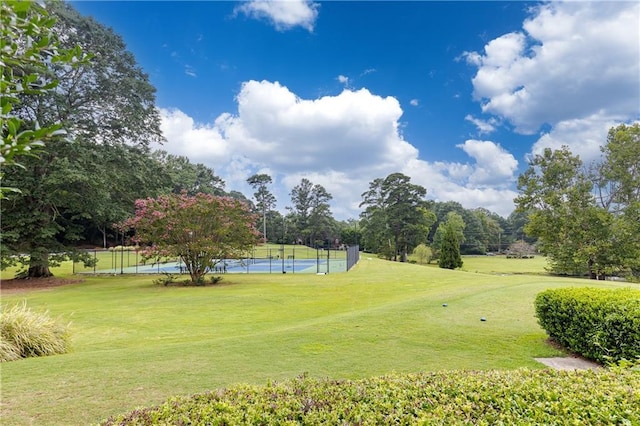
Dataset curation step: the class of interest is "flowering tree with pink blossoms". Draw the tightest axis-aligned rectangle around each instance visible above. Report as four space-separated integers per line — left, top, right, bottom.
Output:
121 193 259 284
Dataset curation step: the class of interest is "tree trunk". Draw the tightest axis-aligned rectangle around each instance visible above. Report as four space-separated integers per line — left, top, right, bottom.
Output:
393 235 399 262
101 226 107 249
183 253 206 285
588 259 597 280
262 209 267 244
27 252 53 278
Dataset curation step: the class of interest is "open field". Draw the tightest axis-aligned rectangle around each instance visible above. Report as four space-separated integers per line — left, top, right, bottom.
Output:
0 255 631 425
460 254 549 275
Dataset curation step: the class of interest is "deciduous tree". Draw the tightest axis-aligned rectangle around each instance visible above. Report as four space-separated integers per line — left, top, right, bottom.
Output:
515 146 613 278
506 240 536 258
596 123 640 277
0 2 163 278
473 208 504 253
433 212 466 257
154 151 225 196
0 1 85 196
412 244 433 264
121 193 259 284
429 201 486 254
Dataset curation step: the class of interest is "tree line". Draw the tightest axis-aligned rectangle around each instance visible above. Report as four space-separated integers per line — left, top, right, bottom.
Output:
2 2 637 280
0 1 544 278
515 124 640 280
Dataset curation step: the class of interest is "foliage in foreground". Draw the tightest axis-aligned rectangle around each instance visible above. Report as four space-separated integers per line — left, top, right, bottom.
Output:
103 369 639 425
1 0 163 278
0 1 85 196
0 302 70 362
535 287 640 364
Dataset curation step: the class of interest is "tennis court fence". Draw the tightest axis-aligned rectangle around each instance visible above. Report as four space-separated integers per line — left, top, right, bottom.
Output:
73 245 360 275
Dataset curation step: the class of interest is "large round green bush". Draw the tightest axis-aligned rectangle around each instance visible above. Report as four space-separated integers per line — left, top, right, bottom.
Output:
535 287 640 363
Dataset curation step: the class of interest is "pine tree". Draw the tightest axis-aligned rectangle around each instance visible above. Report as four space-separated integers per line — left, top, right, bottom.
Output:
438 224 463 269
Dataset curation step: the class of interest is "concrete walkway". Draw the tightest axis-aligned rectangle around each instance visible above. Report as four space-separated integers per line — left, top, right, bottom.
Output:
534 357 601 370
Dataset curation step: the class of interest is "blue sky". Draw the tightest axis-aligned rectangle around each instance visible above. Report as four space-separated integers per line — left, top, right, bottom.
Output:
71 1 639 219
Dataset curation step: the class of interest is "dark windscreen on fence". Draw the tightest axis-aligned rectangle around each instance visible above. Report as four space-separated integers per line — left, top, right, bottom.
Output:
346 245 360 271
74 245 360 275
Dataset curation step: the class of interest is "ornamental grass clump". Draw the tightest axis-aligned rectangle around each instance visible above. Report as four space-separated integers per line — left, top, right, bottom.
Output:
0 302 70 362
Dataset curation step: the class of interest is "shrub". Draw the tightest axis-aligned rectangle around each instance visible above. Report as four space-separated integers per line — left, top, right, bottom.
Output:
0 302 70 362
102 369 640 425
152 273 177 286
535 287 640 363
411 244 432 264
209 276 223 284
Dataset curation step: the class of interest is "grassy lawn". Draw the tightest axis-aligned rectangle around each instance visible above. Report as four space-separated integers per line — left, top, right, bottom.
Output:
0 255 629 425
460 254 549 275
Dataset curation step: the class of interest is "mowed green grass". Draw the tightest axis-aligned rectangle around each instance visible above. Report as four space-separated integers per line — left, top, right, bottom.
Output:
0 256 629 425
460 255 549 275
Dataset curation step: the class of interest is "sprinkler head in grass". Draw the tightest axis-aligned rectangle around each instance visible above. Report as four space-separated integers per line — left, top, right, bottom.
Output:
480 317 487 321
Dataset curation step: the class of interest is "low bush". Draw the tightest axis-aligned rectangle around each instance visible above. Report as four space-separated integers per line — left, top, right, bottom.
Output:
0 302 70 362
102 369 639 425
535 287 640 363
152 273 177 286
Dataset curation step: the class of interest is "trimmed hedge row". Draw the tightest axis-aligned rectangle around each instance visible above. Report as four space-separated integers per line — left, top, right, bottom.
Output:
535 287 640 363
103 369 640 425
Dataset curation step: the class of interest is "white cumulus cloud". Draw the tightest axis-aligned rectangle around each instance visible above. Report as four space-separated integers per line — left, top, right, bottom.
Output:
466 2 640 136
159 108 230 164
235 0 320 32
464 115 498 135
402 158 518 217
530 113 634 164
158 81 521 218
456 140 518 186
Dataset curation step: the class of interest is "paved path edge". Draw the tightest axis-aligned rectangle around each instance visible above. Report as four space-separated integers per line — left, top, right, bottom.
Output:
534 357 601 370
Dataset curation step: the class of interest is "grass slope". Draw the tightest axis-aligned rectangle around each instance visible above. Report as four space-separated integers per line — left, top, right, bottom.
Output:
0 256 628 425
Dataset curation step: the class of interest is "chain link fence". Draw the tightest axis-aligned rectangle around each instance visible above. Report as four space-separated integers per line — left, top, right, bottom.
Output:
74 245 360 275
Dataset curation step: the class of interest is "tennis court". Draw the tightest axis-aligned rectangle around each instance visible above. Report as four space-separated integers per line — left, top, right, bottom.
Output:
120 258 345 274
218 258 348 274
74 246 358 275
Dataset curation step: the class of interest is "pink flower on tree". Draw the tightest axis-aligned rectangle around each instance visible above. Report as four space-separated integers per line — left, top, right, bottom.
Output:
118 192 259 284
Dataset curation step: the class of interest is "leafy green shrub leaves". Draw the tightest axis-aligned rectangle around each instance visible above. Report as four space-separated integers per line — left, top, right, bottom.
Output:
152 273 177 286
535 287 640 363
103 369 640 425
